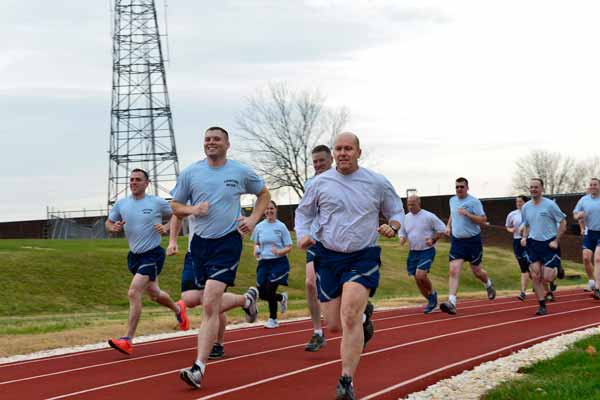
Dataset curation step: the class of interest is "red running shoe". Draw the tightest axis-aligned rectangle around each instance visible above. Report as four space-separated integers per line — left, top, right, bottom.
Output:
108 337 132 355
176 300 190 331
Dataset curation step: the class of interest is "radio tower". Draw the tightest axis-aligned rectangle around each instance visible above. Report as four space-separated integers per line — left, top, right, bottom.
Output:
108 0 179 206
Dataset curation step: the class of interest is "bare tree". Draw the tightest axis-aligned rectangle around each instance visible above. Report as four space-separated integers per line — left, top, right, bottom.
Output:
236 83 349 197
512 150 599 194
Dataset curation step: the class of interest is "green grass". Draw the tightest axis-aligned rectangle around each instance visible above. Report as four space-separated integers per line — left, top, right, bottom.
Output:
0 237 587 332
484 335 600 400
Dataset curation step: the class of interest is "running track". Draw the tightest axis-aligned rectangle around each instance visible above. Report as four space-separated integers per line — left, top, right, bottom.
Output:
2 289 599 400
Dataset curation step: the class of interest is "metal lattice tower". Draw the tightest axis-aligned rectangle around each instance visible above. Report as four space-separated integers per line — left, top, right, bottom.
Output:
108 0 179 206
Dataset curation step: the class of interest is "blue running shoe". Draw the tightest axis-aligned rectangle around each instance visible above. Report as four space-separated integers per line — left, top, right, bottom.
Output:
423 291 438 314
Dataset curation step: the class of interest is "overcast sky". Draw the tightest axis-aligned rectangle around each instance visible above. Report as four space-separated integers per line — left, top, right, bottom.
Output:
1 0 599 222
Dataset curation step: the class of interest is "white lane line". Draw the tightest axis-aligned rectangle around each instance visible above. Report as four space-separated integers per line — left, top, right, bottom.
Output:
4 295 589 385
193 305 600 400
360 321 600 399
42 302 600 400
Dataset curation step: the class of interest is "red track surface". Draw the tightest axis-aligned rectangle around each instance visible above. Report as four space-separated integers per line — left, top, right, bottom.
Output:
2 289 599 400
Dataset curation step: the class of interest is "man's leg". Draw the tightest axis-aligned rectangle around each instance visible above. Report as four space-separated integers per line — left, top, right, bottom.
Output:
339 282 370 378
594 247 600 298
146 278 179 313
306 261 322 332
471 264 496 300
529 262 547 314
583 249 595 291
414 270 432 298
182 290 203 308
126 273 150 339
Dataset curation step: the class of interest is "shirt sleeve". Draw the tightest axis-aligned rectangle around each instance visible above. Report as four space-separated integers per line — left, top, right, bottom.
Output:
550 202 566 223
381 177 405 226
398 217 408 238
573 197 584 213
108 201 122 222
172 170 191 204
281 222 293 246
473 199 486 216
505 213 513 228
243 166 265 195
159 198 173 218
294 182 319 240
431 213 446 233
521 206 529 227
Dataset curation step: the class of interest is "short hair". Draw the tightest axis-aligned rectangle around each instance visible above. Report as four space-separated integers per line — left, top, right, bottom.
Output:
311 145 331 155
531 178 544 187
131 168 149 180
517 195 529 202
591 177 600 184
269 200 277 208
407 194 421 204
205 126 229 139
456 177 469 186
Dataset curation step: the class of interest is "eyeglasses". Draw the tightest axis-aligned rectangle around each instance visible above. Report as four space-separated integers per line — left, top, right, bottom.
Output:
455 185 466 189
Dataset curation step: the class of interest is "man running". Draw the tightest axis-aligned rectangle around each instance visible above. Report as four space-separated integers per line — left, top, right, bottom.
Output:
167 214 227 359
521 178 567 315
574 178 600 299
440 177 496 315
505 195 530 301
398 195 446 313
106 169 189 355
174 127 270 389
295 132 404 400
304 144 333 351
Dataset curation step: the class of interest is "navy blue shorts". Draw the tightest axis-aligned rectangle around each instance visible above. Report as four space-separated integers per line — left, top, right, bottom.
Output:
181 252 203 292
190 230 243 287
306 244 317 263
127 246 165 281
526 238 561 268
449 235 483 266
256 257 290 287
406 248 436 276
583 230 600 251
512 239 530 273
313 242 381 302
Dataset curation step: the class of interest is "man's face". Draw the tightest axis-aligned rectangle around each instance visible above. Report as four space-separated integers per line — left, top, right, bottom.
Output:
455 181 468 198
129 171 149 196
589 179 599 196
407 197 421 214
334 135 361 175
204 129 229 158
529 180 543 198
312 151 333 175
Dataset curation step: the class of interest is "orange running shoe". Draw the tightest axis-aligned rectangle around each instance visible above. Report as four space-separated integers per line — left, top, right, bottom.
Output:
108 337 132 355
176 300 190 331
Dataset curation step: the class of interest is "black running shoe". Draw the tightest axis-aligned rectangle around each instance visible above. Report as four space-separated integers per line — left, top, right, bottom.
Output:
557 264 565 279
440 301 457 315
363 302 375 348
593 288 600 300
517 291 526 301
179 363 203 389
486 283 496 300
335 375 355 400
208 343 225 360
549 281 557 292
535 306 547 316
545 291 555 302
305 333 326 352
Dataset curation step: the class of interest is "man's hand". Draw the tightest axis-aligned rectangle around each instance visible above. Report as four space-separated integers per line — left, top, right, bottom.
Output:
192 202 210 217
549 239 559 250
298 235 316 250
520 237 527 248
271 245 281 257
377 224 396 238
458 208 469 217
110 221 126 233
154 223 168 235
574 211 585 221
399 237 407 246
425 238 434 247
167 241 178 256
237 216 257 236
445 226 451 236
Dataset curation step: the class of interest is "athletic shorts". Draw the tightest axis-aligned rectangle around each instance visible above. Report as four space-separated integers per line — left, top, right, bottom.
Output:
127 246 165 281
256 257 290 287
512 238 530 273
313 241 381 302
583 230 600 251
449 234 483 266
526 238 561 269
406 248 436 276
190 230 243 287
181 252 203 292
306 244 317 263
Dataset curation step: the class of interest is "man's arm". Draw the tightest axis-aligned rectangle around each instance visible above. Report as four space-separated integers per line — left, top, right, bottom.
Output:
171 200 209 218
237 186 271 235
167 215 183 255
378 177 405 238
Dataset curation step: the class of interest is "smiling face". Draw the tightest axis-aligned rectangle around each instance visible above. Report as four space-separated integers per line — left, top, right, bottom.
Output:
129 171 149 197
264 201 277 221
529 179 544 199
334 132 361 175
204 129 229 160
589 179 599 197
312 150 333 175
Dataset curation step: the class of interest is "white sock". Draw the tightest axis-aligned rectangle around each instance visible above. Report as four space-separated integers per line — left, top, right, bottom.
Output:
485 279 492 288
589 280 595 287
194 360 206 374
362 313 367 323
314 329 323 336
449 295 457 305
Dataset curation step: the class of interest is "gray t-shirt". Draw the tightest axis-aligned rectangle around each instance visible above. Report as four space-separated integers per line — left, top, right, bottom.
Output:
399 209 446 251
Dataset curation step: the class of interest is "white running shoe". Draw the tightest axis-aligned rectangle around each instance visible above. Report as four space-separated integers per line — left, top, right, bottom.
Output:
264 318 279 329
279 292 288 313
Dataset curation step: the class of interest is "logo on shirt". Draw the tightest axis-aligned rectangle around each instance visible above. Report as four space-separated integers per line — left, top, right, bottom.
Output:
224 179 239 188
142 208 153 214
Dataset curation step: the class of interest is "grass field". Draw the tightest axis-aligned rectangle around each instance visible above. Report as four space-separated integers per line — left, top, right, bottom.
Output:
484 334 600 400
0 236 588 356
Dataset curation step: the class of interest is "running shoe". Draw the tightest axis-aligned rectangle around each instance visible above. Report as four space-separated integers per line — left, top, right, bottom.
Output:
549 281 557 292
243 287 259 323
423 291 438 314
440 301 457 315
557 264 565 279
108 337 132 355
517 291 526 301
545 291 555 302
363 301 375 348
305 333 326 352
176 300 190 331
208 343 225 360
585 281 595 292
279 292 288 314
535 306 547 316
486 282 496 300
593 288 600 300
335 375 355 400
179 363 203 389
264 318 279 329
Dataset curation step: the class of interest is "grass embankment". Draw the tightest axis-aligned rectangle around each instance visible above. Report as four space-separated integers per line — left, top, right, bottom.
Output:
0 237 587 356
484 335 600 399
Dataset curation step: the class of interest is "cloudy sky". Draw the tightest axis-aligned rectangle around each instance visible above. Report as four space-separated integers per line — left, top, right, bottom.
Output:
2 0 599 222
